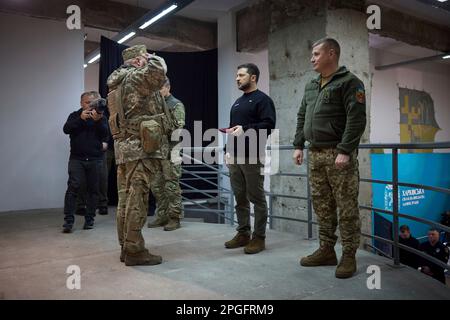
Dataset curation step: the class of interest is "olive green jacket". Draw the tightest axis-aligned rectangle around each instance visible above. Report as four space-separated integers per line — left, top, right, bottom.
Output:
293 66 367 155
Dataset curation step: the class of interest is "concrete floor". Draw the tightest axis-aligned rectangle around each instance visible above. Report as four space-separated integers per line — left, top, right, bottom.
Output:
0 208 449 300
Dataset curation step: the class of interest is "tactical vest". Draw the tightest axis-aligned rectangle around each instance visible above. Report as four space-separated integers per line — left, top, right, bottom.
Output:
107 79 177 154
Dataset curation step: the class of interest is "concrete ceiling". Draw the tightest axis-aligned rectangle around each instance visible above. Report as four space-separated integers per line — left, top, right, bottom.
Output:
365 0 450 66
369 34 442 56
111 0 250 22
84 0 250 52
368 0 450 28
369 33 450 67
86 0 450 54
84 26 187 52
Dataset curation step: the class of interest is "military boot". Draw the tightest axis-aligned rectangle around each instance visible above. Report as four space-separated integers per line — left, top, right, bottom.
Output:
147 216 169 228
124 249 162 266
335 249 357 279
164 218 181 231
300 245 338 267
244 235 265 254
224 232 250 249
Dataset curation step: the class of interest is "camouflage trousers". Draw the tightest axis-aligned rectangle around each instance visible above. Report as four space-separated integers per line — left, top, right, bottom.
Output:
309 148 361 252
153 159 183 220
116 158 178 254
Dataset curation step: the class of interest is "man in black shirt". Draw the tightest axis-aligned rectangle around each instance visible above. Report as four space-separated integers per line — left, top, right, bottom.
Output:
62 91 109 233
398 225 420 269
224 63 276 254
419 228 449 284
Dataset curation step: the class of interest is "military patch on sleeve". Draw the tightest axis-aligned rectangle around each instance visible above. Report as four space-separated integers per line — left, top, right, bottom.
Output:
356 88 365 104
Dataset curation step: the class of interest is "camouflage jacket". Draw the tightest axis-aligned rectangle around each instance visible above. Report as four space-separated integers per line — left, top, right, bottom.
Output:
107 55 167 164
293 66 367 155
165 94 185 165
165 94 185 147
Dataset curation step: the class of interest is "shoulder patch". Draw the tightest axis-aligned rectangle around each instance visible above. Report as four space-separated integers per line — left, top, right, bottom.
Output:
356 87 365 104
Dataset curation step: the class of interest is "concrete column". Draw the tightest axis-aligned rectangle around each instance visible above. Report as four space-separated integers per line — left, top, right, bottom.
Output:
268 0 372 246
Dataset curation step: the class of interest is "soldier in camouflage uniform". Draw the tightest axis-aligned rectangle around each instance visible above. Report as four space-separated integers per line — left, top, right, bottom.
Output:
107 44 176 266
148 77 185 231
293 38 367 279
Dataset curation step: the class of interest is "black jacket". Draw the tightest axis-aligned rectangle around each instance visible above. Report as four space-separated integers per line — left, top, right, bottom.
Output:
399 235 420 269
419 241 449 284
63 109 109 160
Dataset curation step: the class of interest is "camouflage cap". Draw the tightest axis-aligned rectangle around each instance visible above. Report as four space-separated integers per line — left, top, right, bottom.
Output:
122 44 148 61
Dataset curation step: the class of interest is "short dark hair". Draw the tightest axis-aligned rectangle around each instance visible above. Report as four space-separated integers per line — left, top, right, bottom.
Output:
312 37 341 59
163 77 170 87
400 225 410 232
428 228 440 233
237 63 260 83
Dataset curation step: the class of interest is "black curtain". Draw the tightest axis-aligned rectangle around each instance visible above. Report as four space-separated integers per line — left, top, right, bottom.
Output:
99 36 218 203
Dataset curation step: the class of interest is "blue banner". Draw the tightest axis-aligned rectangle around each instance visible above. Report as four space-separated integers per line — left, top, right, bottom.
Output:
371 153 450 241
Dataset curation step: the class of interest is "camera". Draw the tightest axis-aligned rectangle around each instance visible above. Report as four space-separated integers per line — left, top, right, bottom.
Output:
89 98 108 114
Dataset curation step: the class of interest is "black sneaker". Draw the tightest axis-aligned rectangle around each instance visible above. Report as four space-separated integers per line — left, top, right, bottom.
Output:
83 222 94 230
98 207 108 215
62 226 73 233
75 207 86 216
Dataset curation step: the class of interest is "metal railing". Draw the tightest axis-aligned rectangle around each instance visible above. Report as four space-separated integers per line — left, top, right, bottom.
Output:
179 142 450 271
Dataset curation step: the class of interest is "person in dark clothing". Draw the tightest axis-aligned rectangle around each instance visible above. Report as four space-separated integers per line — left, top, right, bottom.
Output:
75 112 112 217
224 63 276 255
440 211 450 243
419 228 449 284
62 91 109 233
398 225 420 269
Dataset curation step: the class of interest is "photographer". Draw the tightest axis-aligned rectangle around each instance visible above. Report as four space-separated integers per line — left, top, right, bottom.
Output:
62 91 109 233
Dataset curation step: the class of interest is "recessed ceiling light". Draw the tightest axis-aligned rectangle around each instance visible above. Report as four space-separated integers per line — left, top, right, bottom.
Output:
117 31 136 44
139 4 178 30
443 54 450 59
88 54 101 64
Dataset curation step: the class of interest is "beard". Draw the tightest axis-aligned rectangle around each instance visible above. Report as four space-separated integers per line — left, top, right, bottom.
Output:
238 81 251 91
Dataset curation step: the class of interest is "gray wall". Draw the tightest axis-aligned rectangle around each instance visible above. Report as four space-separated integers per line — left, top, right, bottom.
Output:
0 13 84 212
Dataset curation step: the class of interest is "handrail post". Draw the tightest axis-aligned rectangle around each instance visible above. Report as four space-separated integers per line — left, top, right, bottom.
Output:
268 194 273 230
306 149 313 240
392 148 400 266
217 164 221 223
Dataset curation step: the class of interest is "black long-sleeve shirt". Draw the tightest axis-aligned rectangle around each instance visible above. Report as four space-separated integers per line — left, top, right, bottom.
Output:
63 108 109 160
226 89 276 161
